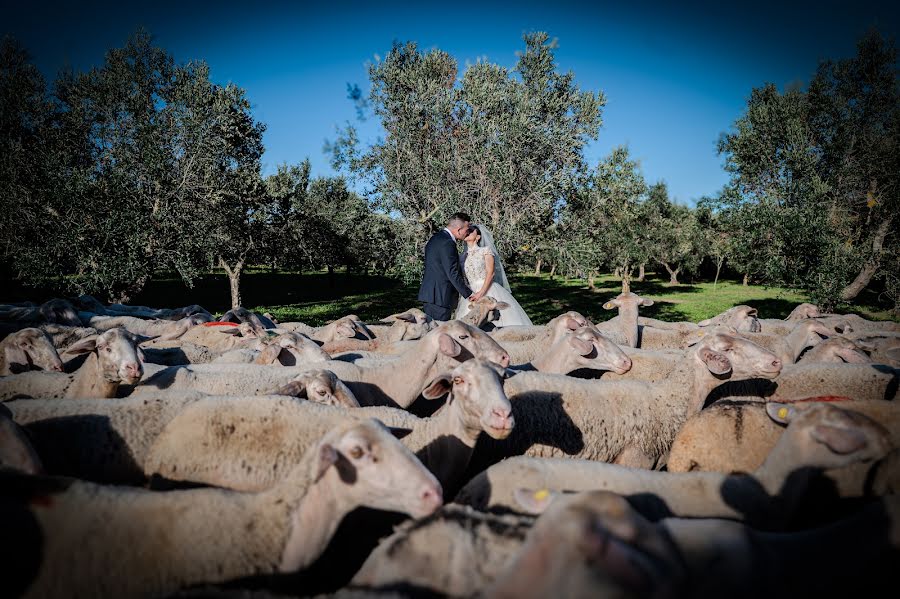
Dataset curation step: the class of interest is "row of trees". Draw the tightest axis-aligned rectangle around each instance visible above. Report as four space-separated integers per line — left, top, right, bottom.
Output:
330 31 898 311
0 32 393 307
1 30 897 312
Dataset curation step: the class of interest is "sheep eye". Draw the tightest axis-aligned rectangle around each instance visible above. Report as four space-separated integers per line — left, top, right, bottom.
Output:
104 346 112 353
349 446 364 459
453 376 464 385
458 334 469 340
317 389 327 396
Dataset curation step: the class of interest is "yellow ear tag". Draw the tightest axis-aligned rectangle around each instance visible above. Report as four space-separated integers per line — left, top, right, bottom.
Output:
534 489 550 501
777 407 789 419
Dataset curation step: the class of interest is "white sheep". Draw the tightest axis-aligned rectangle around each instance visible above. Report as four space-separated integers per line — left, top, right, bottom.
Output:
456 401 894 521
465 332 783 472
145 360 513 494
6 371 355 484
10 419 442 599
84 313 206 340
798 336 873 364
0 328 144 400
489 311 590 343
212 332 331 366
278 314 374 343
600 291 654 347
128 320 510 408
667 398 900 474
0 328 63 375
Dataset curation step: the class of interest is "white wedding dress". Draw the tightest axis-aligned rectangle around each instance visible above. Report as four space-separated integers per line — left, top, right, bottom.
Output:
455 245 533 327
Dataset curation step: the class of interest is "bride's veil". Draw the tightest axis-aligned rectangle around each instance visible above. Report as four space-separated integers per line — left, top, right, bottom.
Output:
474 224 511 292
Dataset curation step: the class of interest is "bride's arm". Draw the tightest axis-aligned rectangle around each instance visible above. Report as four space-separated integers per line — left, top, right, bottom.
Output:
473 252 495 300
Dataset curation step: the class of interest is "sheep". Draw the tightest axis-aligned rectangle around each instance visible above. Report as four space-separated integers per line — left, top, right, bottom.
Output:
0 328 63 375
465 332 783 472
147 321 265 353
84 313 206 340
798 336 873 364
847 332 900 366
128 320 510 408
7 419 443 599
6 393 204 483
739 319 837 364
786 302 822 320
0 298 82 327
497 312 592 364
745 361 899 403
0 408 42 474
145 360 512 494
600 291 654 348
35 323 100 353
278 315 374 344
0 328 144 400
489 311 589 344
458 296 510 330
217 306 278 332
212 332 331 366
492 489 900 599
511 326 632 376
321 319 436 355
345 325 631 377
667 398 900 475
699 304 761 332
381 307 430 324
457 402 894 525
349 504 534 597
6 371 355 484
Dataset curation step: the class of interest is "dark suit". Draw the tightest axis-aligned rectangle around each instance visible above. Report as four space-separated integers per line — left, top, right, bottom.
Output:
418 230 473 321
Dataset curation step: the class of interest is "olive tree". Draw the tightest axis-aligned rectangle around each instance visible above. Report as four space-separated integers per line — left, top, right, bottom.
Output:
329 32 605 281
718 30 899 309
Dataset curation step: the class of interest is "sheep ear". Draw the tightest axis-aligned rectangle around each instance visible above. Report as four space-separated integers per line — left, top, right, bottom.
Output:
336 322 356 339
495 302 510 310
564 316 582 330
467 303 476 310
698 348 731 375
137 347 146 363
641 298 654 307
257 343 284 365
388 426 413 440
422 374 453 399
513 488 561 515
602 301 617 310
810 425 868 455
394 313 418 323
273 379 307 398
438 333 462 357
697 318 713 327
332 379 359 408
67 336 98 355
766 402 796 424
567 335 594 356
315 443 339 482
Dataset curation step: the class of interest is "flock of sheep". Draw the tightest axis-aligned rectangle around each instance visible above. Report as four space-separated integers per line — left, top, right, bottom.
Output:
1 292 899 598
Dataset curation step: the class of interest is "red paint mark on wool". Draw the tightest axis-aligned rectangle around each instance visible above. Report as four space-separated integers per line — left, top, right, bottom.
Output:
776 395 853 404
202 322 239 327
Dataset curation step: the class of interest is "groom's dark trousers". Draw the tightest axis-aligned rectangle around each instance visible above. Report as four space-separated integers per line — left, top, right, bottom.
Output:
417 230 473 321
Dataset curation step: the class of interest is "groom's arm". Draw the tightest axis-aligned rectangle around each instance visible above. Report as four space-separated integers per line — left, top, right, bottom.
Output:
439 240 473 299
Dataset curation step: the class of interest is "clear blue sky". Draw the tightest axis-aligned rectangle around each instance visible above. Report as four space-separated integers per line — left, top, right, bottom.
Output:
5 0 898 205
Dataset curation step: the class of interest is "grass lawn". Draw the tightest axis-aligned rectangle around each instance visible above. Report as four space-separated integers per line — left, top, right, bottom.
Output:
4 268 895 326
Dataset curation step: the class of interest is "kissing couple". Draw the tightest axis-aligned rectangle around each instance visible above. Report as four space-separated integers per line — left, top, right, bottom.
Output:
417 212 532 327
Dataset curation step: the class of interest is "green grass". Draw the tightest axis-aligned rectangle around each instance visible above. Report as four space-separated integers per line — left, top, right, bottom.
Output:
4 267 895 326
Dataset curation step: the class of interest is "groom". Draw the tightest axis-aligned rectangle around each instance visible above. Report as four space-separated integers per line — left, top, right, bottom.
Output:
418 212 476 321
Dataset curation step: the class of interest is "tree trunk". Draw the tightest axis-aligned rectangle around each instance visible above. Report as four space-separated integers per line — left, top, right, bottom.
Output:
588 270 598 290
549 263 557 280
534 258 542 276
636 264 645 282
840 217 892 301
613 267 621 279
622 277 631 293
713 258 724 289
219 257 245 309
663 262 680 286
743 273 749 286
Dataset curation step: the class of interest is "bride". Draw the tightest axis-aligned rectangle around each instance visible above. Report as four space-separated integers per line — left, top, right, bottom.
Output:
455 224 533 327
